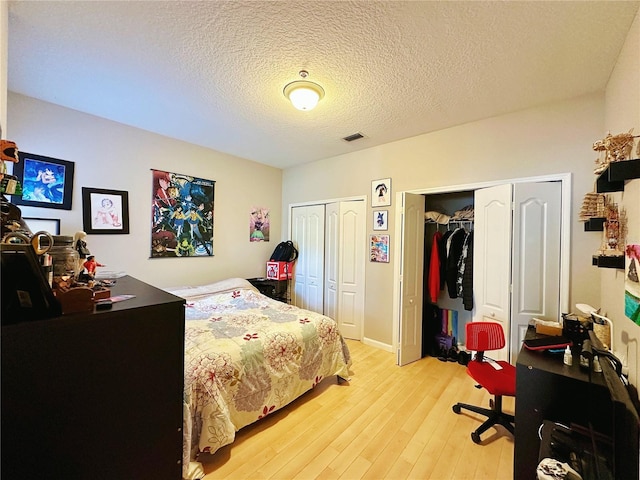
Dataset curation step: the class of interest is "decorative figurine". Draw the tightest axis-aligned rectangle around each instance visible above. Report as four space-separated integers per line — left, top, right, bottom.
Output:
598 202 626 257
578 192 606 222
82 255 105 278
74 230 91 274
0 139 22 196
593 129 639 174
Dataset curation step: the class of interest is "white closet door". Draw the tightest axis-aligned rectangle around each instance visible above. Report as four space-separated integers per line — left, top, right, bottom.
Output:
324 203 339 320
474 182 562 363
473 184 512 362
336 200 365 340
291 205 325 313
398 192 425 366
511 181 561 363
291 207 307 309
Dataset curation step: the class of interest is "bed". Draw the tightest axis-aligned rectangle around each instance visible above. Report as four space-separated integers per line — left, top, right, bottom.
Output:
165 278 352 479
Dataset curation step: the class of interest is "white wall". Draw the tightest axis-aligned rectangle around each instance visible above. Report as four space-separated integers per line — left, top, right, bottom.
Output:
8 93 283 288
283 93 605 348
602 10 640 387
1 1 8 135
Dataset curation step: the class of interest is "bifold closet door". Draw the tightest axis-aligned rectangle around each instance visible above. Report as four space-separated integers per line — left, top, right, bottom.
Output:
510 181 561 363
473 184 512 362
325 201 365 340
473 182 562 363
398 192 425 366
324 203 339 321
291 205 325 313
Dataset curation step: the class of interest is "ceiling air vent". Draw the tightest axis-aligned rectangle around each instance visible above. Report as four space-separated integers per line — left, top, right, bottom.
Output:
342 132 365 142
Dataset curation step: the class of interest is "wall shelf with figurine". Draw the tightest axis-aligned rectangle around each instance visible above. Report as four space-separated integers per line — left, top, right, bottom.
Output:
596 158 640 193
592 255 625 269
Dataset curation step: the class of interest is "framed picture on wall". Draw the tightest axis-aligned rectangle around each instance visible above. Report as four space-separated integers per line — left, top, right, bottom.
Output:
373 210 388 231
371 178 391 207
23 217 61 235
11 152 75 210
82 187 130 234
370 234 389 263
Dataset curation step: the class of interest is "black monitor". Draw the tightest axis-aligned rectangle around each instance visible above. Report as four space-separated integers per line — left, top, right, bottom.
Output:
590 331 640 479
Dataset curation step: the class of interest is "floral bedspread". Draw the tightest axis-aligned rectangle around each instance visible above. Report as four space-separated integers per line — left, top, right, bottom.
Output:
167 278 351 479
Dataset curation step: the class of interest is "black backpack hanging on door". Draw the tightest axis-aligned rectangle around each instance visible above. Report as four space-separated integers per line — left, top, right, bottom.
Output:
269 240 298 262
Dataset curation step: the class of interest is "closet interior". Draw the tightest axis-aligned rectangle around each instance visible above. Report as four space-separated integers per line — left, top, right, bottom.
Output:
422 190 474 359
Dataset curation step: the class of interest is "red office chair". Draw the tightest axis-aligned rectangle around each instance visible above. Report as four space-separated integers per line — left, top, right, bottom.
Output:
452 321 515 444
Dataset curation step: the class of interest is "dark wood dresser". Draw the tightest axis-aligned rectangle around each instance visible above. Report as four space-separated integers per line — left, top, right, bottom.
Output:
1 276 185 480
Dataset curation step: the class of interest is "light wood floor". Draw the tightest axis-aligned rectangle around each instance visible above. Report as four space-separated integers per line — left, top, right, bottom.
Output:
199 339 515 480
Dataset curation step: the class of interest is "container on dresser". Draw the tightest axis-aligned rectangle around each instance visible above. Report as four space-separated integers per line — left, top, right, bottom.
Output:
1 275 185 480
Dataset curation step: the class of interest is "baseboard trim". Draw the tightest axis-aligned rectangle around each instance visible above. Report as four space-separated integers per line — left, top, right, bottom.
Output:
362 337 393 353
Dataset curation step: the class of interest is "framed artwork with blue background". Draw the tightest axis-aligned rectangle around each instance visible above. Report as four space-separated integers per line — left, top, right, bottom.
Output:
11 152 75 210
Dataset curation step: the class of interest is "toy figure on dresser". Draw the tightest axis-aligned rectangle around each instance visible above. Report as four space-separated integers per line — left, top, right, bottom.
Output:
74 249 111 302
79 255 105 282
593 128 639 175
74 230 91 274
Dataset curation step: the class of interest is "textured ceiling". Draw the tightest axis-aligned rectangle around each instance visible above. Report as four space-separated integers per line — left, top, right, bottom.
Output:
7 1 640 169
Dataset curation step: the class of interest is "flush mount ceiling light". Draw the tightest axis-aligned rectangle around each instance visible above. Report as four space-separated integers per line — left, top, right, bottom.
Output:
283 70 325 111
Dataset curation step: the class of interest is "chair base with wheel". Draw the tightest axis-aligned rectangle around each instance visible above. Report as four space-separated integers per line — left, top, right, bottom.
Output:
452 321 516 444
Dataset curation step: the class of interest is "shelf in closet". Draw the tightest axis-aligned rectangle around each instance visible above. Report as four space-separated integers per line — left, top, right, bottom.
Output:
596 158 640 193
592 255 625 269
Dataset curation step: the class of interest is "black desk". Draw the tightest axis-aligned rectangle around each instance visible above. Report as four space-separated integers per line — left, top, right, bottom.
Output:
515 335 612 479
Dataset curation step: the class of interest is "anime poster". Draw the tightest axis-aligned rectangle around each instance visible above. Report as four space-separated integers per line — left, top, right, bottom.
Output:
13 152 75 210
370 234 390 263
151 169 215 258
625 244 640 325
249 206 270 242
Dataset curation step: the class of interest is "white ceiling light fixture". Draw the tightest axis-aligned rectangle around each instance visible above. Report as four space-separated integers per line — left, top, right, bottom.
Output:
283 70 325 111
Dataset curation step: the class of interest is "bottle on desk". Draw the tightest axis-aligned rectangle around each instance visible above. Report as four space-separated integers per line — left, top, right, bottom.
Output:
593 355 602 373
563 346 573 366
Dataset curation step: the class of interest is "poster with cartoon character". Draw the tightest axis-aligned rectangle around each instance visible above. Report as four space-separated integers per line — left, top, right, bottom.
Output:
150 169 215 257
626 243 640 324
250 206 270 242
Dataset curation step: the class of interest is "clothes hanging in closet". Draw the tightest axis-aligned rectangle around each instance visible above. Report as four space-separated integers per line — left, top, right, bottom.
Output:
439 229 454 291
445 227 467 298
456 230 474 311
428 231 443 303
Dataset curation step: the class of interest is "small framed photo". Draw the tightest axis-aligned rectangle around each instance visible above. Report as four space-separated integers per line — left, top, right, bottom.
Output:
371 178 391 207
82 187 130 235
11 152 75 210
373 210 388 231
23 217 61 235
370 234 390 263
